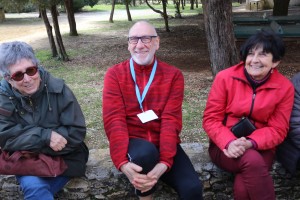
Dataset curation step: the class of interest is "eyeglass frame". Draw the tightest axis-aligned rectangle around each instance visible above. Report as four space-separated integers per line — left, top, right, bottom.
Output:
128 35 158 44
8 66 39 82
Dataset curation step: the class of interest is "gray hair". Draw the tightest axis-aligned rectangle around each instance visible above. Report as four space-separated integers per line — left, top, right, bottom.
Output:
0 41 39 77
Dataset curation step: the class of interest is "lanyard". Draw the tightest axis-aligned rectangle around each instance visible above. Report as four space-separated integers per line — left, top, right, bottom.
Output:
130 58 157 112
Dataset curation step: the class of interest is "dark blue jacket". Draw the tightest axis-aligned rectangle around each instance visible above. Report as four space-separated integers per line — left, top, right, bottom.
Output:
277 72 300 174
0 67 89 177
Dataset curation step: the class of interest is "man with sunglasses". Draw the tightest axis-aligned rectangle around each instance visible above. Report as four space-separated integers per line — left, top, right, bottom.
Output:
0 41 89 200
103 21 203 200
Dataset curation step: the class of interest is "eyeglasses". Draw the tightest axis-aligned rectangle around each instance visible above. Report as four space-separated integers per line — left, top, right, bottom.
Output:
128 36 157 44
10 66 38 81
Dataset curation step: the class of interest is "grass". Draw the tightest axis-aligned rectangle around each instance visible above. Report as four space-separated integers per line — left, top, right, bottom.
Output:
37 53 106 148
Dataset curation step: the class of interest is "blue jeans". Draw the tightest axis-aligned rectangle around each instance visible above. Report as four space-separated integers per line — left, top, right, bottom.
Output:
16 175 70 200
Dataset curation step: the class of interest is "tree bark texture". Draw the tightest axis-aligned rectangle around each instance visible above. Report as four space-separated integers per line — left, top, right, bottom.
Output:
162 0 170 32
109 0 115 23
202 0 239 77
125 0 132 21
64 0 78 36
273 0 290 16
40 8 58 57
50 5 69 61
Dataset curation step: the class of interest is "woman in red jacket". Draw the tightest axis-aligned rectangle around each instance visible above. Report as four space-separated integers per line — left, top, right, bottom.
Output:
203 30 294 200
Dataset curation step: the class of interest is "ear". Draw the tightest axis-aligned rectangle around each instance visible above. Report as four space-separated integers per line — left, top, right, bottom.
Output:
272 60 281 68
7 78 13 85
3 75 10 82
155 36 160 50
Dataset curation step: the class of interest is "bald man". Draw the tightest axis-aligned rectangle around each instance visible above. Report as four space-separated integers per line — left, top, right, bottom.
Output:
103 21 203 200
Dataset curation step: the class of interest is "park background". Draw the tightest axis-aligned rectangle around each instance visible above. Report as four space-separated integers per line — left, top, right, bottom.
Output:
0 0 300 151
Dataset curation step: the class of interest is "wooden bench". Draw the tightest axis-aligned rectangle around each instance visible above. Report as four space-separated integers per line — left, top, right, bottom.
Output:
267 15 300 25
233 15 300 25
233 17 269 25
234 21 300 39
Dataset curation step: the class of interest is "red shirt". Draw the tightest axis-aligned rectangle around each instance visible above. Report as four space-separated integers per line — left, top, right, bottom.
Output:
103 58 184 169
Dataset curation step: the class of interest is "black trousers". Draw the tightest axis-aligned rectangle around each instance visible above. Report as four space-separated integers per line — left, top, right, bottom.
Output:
128 138 203 200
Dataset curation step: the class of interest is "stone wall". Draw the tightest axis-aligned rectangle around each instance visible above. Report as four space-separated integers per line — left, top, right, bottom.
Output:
1 143 300 200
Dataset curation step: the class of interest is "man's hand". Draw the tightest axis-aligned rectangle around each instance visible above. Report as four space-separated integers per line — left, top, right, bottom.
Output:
137 163 168 193
120 162 167 193
50 131 67 151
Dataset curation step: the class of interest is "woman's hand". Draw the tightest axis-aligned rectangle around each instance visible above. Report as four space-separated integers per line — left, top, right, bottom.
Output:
50 131 67 151
223 137 253 158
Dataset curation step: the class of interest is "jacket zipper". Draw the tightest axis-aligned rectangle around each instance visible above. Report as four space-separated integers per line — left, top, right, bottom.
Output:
249 90 256 122
29 98 35 119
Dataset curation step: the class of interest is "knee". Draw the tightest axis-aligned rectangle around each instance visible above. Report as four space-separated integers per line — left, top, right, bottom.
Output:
240 150 268 170
18 176 50 199
128 138 159 173
19 178 48 191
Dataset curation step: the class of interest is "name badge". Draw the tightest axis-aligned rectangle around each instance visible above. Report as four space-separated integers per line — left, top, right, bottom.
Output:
137 110 158 123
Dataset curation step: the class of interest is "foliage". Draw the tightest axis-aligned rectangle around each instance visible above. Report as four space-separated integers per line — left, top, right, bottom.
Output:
73 0 86 11
84 0 99 7
22 2 38 12
0 0 30 12
30 0 61 9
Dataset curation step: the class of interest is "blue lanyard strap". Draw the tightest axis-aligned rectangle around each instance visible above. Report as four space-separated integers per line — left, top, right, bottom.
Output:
130 58 157 111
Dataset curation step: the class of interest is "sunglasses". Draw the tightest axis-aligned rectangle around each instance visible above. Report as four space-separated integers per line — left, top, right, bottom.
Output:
10 66 38 81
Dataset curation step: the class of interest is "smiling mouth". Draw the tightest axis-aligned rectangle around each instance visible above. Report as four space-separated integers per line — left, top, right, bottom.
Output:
250 65 263 69
24 85 33 88
135 50 148 53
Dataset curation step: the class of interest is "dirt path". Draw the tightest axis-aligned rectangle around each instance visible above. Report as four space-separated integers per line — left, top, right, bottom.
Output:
0 9 161 47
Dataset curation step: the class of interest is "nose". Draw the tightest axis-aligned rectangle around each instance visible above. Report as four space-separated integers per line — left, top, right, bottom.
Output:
136 39 145 47
251 53 259 63
22 73 31 82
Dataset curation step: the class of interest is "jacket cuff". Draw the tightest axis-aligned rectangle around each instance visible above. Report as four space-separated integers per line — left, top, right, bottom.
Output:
117 161 129 171
159 161 171 172
247 138 257 149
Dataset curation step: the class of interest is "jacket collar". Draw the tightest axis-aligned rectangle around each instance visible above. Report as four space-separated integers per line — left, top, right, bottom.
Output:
131 57 156 73
231 61 283 90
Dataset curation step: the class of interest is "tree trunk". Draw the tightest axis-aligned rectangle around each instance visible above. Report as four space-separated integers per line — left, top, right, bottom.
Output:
109 0 116 23
125 0 132 21
190 0 194 10
273 0 290 16
202 0 239 76
50 5 69 61
64 0 78 36
40 8 58 58
145 0 170 32
174 0 182 18
162 0 170 32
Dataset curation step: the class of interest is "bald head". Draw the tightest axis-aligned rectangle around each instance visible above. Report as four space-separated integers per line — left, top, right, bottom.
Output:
128 21 157 37
127 21 160 66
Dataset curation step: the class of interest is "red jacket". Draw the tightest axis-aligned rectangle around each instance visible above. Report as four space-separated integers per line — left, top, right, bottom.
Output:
103 58 183 169
203 62 294 151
